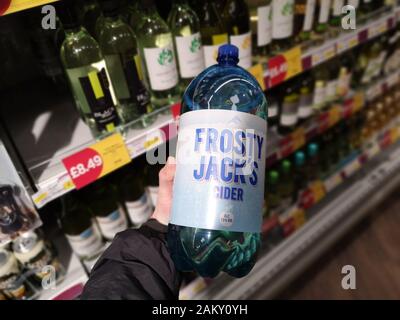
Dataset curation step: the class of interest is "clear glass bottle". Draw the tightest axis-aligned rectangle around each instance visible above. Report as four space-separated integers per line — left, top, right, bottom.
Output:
59 1 121 137
248 0 272 60
97 0 154 127
168 0 205 90
135 0 180 108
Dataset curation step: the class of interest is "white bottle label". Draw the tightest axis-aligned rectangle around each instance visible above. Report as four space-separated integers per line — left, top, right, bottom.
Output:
229 32 252 69
175 33 205 79
333 0 344 16
313 83 326 106
143 41 178 91
280 100 299 126
272 0 294 39
125 193 153 227
146 186 159 207
171 109 267 232
203 44 224 68
268 103 278 117
66 225 104 258
96 209 128 240
326 79 338 99
348 0 359 8
298 93 313 118
257 5 272 46
318 0 331 23
303 0 316 31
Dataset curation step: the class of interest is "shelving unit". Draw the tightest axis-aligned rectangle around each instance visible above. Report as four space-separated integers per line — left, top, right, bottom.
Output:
189 138 400 300
0 0 58 16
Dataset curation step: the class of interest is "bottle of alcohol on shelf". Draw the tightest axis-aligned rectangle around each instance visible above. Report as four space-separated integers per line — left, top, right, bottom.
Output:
135 0 180 108
294 0 316 46
59 1 120 137
278 80 300 135
326 57 340 103
312 64 329 112
266 88 279 130
306 142 320 181
222 0 253 69
278 159 295 209
97 0 154 127
293 151 307 202
313 0 331 44
297 71 314 123
198 0 229 68
119 167 153 228
271 0 295 54
60 192 104 260
249 0 272 60
168 0 205 90
265 170 281 217
87 180 128 241
127 0 144 35
329 0 344 37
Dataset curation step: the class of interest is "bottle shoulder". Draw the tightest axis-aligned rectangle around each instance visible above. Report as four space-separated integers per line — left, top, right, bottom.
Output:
168 6 200 36
136 16 171 41
61 31 102 68
98 22 137 55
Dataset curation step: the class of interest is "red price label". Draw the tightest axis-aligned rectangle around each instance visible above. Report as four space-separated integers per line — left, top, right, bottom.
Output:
0 0 11 15
62 134 131 189
268 55 287 87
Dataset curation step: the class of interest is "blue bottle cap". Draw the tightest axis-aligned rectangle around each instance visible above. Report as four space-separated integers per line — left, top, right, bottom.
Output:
217 44 239 65
308 143 319 157
294 151 305 167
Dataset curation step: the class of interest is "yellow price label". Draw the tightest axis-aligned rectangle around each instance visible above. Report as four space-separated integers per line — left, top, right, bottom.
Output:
328 106 341 127
391 127 399 143
309 181 326 204
63 180 75 190
248 63 266 91
1 0 58 15
323 46 335 60
291 127 306 150
33 192 48 205
292 209 306 229
212 33 229 45
348 37 358 48
283 46 302 79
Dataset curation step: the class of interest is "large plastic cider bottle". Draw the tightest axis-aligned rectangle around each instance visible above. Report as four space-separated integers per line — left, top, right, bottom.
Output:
167 44 267 278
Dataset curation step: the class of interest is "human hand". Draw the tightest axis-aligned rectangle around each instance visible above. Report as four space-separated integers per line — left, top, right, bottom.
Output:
151 156 176 225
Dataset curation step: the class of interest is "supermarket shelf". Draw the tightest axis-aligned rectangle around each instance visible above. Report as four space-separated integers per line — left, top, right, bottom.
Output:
192 139 400 300
0 0 58 16
37 234 88 300
31 105 178 208
262 7 400 89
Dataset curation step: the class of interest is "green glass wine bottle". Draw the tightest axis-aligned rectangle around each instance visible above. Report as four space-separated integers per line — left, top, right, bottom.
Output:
278 159 295 209
59 1 120 137
97 0 154 127
297 71 314 123
60 192 104 260
312 63 329 112
167 0 205 90
265 170 281 217
278 79 300 135
329 0 344 37
326 57 340 103
294 0 316 46
127 0 144 35
313 0 331 44
86 179 128 241
77 0 101 38
271 0 295 54
249 0 272 60
198 0 229 68
135 0 180 108
222 0 252 69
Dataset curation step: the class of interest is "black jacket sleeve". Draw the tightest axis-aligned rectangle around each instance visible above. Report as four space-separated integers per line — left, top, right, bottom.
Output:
79 220 181 300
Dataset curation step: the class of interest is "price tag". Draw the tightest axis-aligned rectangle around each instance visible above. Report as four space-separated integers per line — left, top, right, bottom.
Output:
33 192 48 206
283 46 302 79
312 51 323 66
291 127 306 150
179 278 207 300
292 209 306 229
268 46 302 87
391 127 399 143
380 130 392 149
352 93 365 113
323 45 336 61
62 133 131 189
323 172 343 193
348 36 358 48
0 0 57 15
249 63 266 91
170 103 181 121
309 180 326 204
328 106 341 128
343 158 361 178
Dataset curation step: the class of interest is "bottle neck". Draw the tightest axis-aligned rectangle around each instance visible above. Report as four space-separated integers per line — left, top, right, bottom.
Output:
64 25 84 36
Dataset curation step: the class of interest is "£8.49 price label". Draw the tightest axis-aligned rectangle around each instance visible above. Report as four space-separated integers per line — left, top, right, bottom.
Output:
62 133 131 189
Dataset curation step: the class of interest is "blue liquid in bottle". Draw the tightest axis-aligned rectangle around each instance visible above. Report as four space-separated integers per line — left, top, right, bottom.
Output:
167 44 267 278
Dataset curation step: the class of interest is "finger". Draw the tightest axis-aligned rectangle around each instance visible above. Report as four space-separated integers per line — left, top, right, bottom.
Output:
159 156 176 186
